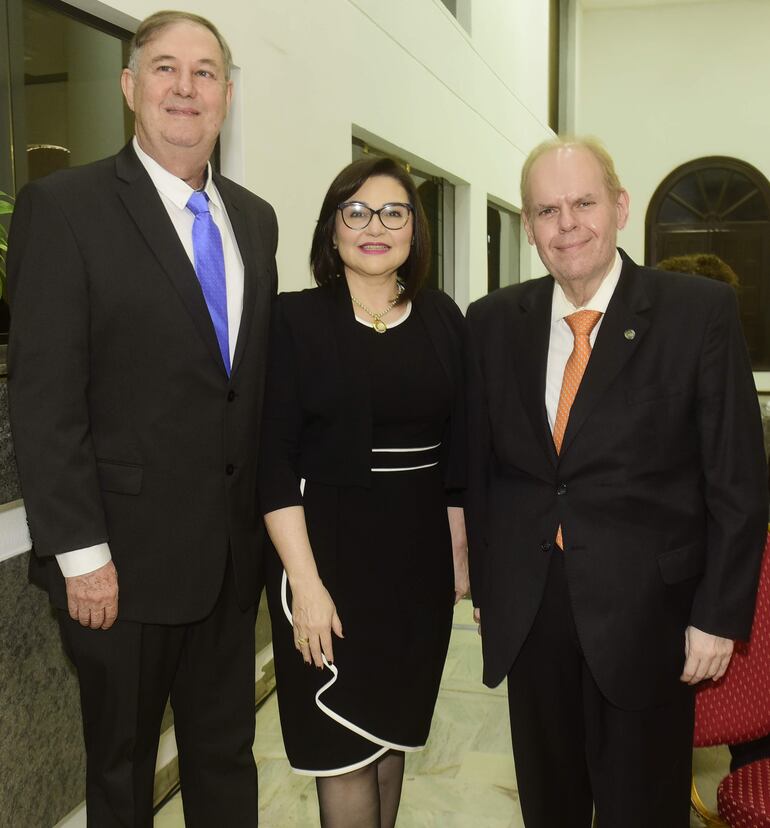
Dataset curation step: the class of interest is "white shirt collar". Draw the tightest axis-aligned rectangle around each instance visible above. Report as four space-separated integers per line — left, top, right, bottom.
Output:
551 250 623 323
132 136 220 211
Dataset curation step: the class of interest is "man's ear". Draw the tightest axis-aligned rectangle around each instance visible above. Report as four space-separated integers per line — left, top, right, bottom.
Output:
616 189 630 231
121 68 136 112
522 211 536 246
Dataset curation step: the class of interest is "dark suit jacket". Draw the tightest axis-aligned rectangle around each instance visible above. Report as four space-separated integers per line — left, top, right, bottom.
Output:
466 250 768 710
7 142 278 624
258 278 466 515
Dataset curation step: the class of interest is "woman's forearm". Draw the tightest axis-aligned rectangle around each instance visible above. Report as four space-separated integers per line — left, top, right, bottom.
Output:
264 505 321 588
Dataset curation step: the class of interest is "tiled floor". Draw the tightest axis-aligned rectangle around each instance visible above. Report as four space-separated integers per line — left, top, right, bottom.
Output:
155 600 729 827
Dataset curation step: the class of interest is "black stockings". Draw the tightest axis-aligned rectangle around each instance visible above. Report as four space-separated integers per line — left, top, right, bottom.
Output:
315 750 405 828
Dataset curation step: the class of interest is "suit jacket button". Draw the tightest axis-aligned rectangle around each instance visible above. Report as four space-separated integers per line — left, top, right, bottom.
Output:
556 483 567 495
226 464 235 475
227 390 236 402
541 541 552 552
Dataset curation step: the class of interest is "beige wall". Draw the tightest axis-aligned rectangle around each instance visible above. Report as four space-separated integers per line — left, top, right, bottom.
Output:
576 0 770 263
77 0 556 306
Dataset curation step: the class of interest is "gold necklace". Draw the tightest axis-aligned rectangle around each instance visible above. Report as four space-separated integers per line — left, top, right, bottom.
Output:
350 285 404 334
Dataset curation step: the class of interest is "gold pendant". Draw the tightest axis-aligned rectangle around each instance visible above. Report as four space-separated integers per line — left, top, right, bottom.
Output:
373 318 387 334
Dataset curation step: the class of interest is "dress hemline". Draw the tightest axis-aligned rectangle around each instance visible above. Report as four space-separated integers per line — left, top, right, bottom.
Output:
280 564 426 777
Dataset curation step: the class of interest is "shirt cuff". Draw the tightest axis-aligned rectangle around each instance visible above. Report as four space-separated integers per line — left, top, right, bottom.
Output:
55 544 112 578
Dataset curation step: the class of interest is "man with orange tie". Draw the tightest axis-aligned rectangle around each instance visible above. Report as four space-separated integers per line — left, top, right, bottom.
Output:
465 136 768 827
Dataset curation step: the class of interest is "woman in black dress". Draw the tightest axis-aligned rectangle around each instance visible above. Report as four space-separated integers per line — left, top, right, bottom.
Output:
258 157 468 828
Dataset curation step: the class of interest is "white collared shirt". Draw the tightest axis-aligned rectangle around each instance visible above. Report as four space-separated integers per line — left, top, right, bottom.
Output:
132 136 244 364
56 138 245 579
545 250 623 432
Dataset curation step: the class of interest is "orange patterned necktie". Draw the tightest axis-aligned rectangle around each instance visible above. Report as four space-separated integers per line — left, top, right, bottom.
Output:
553 309 602 549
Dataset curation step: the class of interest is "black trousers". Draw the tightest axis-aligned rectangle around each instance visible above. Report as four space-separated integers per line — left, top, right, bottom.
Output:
506 549 694 828
729 733 770 771
58 559 259 828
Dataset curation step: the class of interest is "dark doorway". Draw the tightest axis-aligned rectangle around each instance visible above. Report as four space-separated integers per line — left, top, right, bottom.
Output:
646 157 770 369
487 206 501 293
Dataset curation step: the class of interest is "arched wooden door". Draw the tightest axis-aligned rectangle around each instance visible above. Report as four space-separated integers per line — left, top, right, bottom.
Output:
646 156 770 369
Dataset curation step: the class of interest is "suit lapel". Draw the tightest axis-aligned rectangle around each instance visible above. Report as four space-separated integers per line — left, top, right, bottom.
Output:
512 278 557 466
215 174 268 378
559 253 652 456
413 292 455 393
114 144 225 374
329 277 371 411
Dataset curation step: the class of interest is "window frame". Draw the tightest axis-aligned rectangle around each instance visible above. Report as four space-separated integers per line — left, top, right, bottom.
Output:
0 0 133 371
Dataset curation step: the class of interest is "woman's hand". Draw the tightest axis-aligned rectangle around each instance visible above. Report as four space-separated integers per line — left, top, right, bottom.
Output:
264 505 344 668
290 576 344 667
448 506 470 604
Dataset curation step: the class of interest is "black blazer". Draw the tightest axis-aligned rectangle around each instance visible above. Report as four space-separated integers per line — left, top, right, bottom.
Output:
7 142 278 624
466 251 768 709
258 278 466 514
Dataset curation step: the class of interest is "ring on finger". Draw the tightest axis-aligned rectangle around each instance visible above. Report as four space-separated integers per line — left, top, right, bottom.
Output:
297 636 309 645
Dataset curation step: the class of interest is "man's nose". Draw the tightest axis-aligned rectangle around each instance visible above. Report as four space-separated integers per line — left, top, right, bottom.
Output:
558 206 577 232
173 69 195 96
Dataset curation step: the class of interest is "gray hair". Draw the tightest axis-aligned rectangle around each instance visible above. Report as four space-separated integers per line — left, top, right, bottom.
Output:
521 135 623 218
127 10 233 81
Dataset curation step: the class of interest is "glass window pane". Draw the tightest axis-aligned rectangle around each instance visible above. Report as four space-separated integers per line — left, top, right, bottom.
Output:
670 176 704 216
0 0 131 348
487 203 520 292
21 0 131 183
659 196 700 224
719 170 756 214
698 168 729 214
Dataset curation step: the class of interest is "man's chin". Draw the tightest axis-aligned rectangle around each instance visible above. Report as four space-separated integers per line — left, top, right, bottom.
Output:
159 129 207 150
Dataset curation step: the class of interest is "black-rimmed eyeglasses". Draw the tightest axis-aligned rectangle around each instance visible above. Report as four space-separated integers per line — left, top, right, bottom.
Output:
337 201 414 231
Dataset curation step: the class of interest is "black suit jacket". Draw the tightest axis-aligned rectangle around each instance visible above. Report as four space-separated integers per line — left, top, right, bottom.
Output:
258 278 466 514
7 142 278 624
466 251 768 709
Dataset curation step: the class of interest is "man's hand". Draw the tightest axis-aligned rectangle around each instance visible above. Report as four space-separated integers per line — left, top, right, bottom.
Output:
448 507 470 604
65 561 119 630
680 625 733 685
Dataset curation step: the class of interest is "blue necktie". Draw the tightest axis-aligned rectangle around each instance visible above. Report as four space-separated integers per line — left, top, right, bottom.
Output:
186 191 230 375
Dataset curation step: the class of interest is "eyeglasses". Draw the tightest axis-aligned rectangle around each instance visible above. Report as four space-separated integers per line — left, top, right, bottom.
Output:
337 201 413 231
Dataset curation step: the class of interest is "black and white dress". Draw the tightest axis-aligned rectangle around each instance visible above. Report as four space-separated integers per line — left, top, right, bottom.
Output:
263 298 458 775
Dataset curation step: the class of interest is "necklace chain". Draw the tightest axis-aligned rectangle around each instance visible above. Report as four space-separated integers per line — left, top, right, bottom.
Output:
350 283 404 333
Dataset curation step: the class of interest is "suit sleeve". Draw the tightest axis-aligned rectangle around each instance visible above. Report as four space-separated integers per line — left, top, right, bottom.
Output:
257 296 304 513
690 286 768 639
465 300 492 608
437 291 468 506
7 182 109 557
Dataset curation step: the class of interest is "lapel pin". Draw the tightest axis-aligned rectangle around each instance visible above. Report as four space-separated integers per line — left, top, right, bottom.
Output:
624 329 636 341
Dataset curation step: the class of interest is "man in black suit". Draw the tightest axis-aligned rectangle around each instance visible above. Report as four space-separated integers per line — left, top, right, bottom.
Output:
7 11 277 827
466 137 767 827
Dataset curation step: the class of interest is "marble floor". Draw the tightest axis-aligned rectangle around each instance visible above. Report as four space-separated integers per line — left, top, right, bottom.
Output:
155 599 729 827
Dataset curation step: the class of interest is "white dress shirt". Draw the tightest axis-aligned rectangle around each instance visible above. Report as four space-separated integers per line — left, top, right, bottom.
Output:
545 250 623 432
56 138 244 578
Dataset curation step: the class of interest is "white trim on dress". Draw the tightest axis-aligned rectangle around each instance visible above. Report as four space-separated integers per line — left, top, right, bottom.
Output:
370 462 439 472
370 443 441 472
372 443 440 453
278 478 424 777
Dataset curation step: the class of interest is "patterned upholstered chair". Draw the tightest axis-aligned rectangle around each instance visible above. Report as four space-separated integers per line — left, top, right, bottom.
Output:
691 531 770 827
